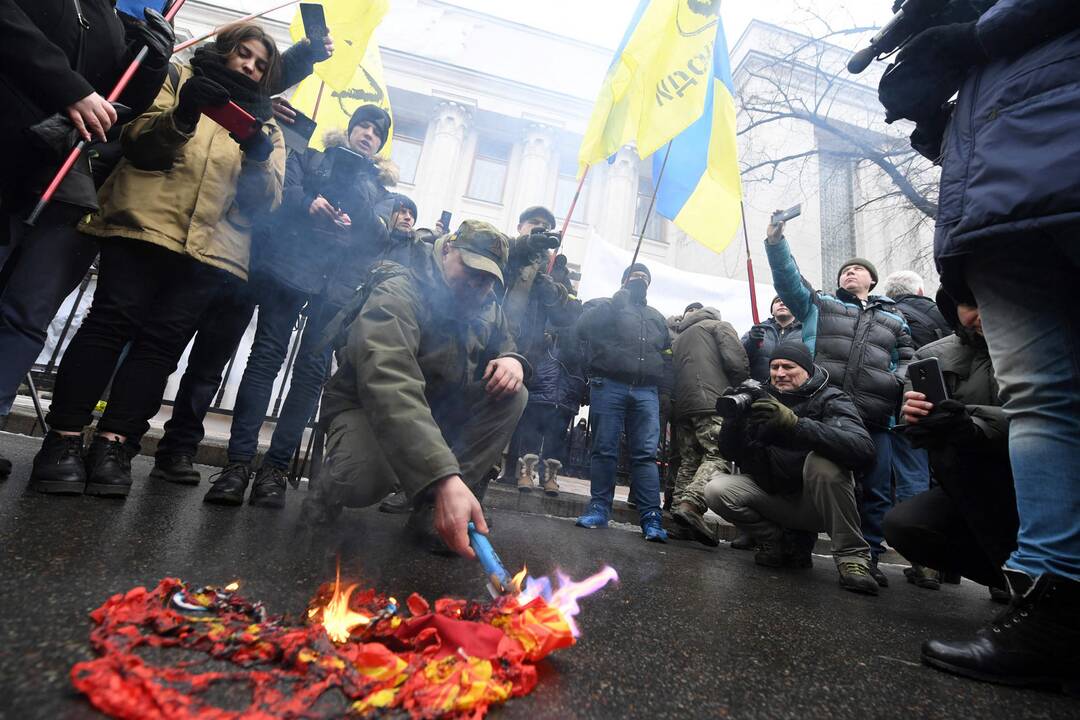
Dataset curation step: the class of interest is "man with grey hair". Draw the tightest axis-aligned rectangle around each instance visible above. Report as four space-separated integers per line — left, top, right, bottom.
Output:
882 271 951 350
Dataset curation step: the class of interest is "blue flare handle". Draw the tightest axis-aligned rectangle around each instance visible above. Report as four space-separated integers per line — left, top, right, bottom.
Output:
468 521 513 595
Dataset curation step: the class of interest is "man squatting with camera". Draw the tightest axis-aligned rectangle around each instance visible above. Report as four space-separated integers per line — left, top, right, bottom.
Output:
705 342 880 596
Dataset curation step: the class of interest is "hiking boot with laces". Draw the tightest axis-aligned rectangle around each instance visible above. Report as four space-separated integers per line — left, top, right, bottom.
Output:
249 465 288 508
922 570 1080 695
203 462 252 506
754 541 785 567
838 560 880 596
671 501 719 547
29 431 86 494
641 510 668 543
150 454 201 486
84 436 133 498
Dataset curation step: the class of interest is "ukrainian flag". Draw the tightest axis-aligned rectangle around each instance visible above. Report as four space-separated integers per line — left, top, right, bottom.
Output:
579 0 742 254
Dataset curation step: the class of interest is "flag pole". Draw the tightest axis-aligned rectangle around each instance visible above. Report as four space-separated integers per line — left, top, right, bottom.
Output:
26 0 193 225
172 0 305 53
629 141 673 268
546 167 590 273
740 200 760 325
311 80 327 118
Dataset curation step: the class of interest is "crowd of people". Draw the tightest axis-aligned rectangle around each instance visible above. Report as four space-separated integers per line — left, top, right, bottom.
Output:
0 0 1076 697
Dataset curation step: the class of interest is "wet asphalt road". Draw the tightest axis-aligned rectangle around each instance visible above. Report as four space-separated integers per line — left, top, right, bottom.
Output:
0 432 1076 719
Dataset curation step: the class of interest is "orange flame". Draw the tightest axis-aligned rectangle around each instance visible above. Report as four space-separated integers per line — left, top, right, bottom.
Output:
510 566 528 594
312 565 371 644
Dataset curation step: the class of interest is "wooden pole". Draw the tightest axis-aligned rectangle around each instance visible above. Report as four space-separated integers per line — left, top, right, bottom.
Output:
546 167 590 273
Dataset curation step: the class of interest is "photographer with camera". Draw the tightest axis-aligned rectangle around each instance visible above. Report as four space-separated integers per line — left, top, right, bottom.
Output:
498 206 581 485
704 342 879 595
765 216 915 587
873 0 1080 691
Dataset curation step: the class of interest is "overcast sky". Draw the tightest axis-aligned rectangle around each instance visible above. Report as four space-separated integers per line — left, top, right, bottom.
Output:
442 0 887 51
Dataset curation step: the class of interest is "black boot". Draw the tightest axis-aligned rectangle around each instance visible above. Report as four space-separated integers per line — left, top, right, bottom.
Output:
249 465 288 508
730 527 756 550
378 491 411 514
84 436 133 498
868 556 890 588
922 570 1080 696
29 431 86 494
149 455 201 485
203 462 252 506
0 454 11 480
904 564 941 590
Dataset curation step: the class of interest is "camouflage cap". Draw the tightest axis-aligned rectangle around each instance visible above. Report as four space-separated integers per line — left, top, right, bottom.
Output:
447 219 510 284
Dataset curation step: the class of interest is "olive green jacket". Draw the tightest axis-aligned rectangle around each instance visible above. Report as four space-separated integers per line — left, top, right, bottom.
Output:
80 63 285 279
321 242 529 499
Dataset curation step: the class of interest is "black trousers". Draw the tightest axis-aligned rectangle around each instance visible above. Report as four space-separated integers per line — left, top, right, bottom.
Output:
45 238 229 440
154 279 255 459
518 403 573 465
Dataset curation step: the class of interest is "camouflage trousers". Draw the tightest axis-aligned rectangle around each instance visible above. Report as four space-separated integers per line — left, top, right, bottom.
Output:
672 414 732 513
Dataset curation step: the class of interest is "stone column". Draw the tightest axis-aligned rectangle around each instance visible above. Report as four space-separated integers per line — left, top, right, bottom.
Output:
509 123 555 220
599 145 639 249
414 101 472 226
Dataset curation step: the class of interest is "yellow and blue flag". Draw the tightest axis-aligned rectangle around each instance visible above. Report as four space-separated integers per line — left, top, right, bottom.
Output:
579 0 742 254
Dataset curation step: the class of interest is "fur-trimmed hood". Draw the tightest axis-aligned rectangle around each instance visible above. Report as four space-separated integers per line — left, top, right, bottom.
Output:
322 129 399 187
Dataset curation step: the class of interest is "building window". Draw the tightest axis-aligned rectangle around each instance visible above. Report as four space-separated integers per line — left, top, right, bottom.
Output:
466 137 511 204
555 153 587 223
634 175 662 243
390 118 425 185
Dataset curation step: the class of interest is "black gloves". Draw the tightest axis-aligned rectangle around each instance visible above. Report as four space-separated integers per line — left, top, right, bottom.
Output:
899 399 981 449
236 125 275 162
745 395 798 441
748 325 767 343
878 22 986 124
175 76 230 128
528 229 561 253
125 8 176 71
533 272 565 306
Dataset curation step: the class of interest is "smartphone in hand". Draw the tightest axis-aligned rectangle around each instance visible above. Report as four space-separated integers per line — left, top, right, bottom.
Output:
909 357 948 406
201 102 257 140
300 3 328 43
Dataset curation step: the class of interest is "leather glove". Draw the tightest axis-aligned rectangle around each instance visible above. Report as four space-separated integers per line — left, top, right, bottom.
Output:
236 124 275 162
748 325 767 343
746 395 798 440
124 8 175 71
175 76 230 128
878 22 986 124
899 399 980 449
533 272 565 306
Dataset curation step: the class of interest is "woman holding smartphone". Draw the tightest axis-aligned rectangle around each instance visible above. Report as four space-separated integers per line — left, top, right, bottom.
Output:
28 22 286 498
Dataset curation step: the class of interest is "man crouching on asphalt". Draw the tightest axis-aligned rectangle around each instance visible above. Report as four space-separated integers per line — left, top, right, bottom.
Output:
704 342 880 595
301 220 529 558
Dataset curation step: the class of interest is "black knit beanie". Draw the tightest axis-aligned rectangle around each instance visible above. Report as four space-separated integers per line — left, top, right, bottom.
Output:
347 104 391 148
770 341 815 376
621 263 652 285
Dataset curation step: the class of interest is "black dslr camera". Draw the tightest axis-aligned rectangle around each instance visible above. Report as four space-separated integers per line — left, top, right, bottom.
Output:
716 380 768 419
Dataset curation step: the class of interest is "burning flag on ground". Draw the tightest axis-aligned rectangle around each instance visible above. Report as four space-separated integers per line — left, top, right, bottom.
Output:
70 565 618 719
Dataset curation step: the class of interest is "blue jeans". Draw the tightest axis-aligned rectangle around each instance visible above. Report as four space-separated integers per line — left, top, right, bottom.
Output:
587 377 661 518
967 236 1080 580
227 286 335 468
861 429 930 557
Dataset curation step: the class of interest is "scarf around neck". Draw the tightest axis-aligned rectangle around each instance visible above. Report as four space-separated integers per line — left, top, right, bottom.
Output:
190 46 272 122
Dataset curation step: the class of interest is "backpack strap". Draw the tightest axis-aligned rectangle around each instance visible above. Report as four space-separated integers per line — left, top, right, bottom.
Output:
315 262 410 355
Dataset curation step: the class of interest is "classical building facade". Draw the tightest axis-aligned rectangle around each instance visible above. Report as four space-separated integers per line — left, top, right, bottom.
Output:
174 1 935 290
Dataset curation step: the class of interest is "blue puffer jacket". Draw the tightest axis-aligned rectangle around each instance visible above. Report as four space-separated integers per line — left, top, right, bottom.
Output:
528 346 587 413
935 1 1080 295
766 238 914 430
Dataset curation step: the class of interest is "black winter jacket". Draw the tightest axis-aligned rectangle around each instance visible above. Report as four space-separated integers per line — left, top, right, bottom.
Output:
528 346 587 413
575 289 670 387
0 0 167 211
766 237 914 429
252 133 403 306
719 367 875 495
672 307 749 419
741 317 804 383
890 294 951 349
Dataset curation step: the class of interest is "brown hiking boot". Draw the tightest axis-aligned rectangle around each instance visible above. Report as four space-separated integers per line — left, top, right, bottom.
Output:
671 501 720 547
542 459 561 496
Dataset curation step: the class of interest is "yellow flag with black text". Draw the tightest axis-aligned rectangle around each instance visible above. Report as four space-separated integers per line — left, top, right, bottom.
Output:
287 40 393 156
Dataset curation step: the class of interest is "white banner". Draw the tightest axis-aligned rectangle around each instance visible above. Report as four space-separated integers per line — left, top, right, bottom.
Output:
576 231 777 334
